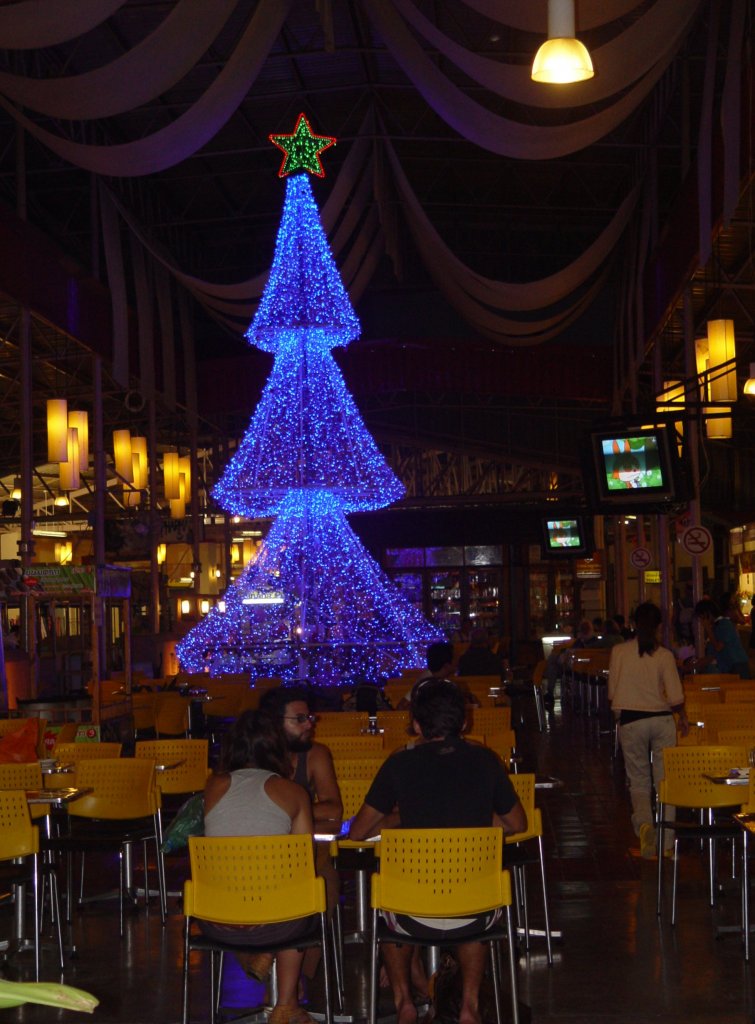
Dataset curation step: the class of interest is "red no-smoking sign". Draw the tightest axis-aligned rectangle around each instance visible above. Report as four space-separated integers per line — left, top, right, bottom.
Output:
680 525 712 556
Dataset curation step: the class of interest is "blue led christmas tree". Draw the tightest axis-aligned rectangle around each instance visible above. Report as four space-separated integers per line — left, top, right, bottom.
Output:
177 115 441 685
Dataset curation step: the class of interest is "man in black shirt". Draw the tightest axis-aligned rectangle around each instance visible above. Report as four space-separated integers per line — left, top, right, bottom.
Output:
350 680 526 1024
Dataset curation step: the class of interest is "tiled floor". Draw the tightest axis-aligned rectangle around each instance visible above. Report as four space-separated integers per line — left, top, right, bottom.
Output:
2 692 754 1023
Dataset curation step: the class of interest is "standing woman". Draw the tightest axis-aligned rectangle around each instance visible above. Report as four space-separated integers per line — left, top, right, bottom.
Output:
203 710 316 1024
608 602 689 858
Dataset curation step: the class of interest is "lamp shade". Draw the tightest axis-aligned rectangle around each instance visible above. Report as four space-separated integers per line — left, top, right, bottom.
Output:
169 474 186 520
163 451 180 500
707 319 736 403
706 414 732 440
743 363 755 396
47 398 68 462
532 0 593 83
113 429 133 482
67 410 89 472
59 427 80 491
130 436 148 489
156 542 167 565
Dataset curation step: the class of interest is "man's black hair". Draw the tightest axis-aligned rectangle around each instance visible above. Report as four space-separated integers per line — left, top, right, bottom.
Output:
426 641 454 674
411 679 465 740
258 685 312 718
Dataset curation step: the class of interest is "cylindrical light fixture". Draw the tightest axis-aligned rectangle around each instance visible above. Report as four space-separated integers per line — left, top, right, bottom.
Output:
11 477 21 502
200 599 210 615
59 427 80 491
47 398 69 462
743 363 755 396
113 429 134 482
706 415 733 440
656 379 685 454
67 410 89 472
156 542 167 565
163 451 180 500
180 598 191 615
169 475 186 520
131 436 148 489
707 319 737 403
532 0 594 84
55 540 72 565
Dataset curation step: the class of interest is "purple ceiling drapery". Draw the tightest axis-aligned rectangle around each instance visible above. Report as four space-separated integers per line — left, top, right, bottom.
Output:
0 0 293 176
0 0 125 49
0 0 238 120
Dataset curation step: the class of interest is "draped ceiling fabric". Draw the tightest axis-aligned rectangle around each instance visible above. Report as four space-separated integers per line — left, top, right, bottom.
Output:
0 0 733 360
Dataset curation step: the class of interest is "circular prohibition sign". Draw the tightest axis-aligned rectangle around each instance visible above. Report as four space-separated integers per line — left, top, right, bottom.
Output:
629 547 652 570
680 525 712 556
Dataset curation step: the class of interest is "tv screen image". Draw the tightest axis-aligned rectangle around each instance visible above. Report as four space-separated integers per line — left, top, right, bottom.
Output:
600 435 664 492
545 519 583 549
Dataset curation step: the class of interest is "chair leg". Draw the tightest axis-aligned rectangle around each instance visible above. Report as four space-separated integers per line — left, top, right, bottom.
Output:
504 906 519 1024
743 830 750 961
182 919 191 1024
537 836 554 966
369 910 379 1024
31 853 40 981
656 804 665 917
330 909 344 1013
215 951 224 1020
671 837 680 926
488 941 502 1024
320 911 333 1024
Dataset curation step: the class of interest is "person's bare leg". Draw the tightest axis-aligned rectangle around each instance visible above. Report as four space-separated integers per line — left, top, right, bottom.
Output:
274 948 306 1010
456 942 487 1024
381 943 417 1024
410 947 429 1000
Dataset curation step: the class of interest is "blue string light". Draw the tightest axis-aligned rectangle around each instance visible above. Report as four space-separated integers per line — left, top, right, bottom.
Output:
177 166 441 684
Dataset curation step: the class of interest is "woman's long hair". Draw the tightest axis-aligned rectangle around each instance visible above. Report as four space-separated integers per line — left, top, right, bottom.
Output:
634 601 662 657
217 709 291 777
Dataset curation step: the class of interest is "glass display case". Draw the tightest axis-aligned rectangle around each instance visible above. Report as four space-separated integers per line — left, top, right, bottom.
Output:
467 569 501 632
429 570 462 633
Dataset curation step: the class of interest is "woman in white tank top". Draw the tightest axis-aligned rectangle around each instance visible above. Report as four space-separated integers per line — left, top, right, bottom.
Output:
203 710 315 1024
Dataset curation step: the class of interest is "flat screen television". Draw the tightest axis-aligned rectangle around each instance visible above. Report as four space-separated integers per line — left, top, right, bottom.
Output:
541 516 589 557
589 424 680 508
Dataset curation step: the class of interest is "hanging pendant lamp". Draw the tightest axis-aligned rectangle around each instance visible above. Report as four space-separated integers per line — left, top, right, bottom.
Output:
532 0 594 84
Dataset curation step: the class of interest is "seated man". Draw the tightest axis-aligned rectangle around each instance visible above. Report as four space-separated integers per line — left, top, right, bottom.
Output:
456 627 504 678
350 680 526 1024
397 641 480 710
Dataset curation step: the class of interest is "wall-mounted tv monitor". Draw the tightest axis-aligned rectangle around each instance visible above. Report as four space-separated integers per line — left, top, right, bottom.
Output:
589 424 680 508
541 516 589 557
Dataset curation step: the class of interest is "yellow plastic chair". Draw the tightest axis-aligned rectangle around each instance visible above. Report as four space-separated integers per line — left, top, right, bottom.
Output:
467 706 512 735
135 739 209 798
333 758 385 783
0 762 49 821
154 692 191 738
369 828 519 1024
45 742 123 790
315 712 371 737
50 758 166 935
656 744 748 923
506 773 553 964
0 789 63 978
329 777 377 949
698 706 755 743
325 736 384 760
721 687 755 703
131 692 157 736
717 729 755 748
182 835 335 1024
375 711 412 743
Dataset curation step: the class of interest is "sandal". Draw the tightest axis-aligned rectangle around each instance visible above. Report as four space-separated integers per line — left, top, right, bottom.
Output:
268 1003 316 1024
236 951 274 982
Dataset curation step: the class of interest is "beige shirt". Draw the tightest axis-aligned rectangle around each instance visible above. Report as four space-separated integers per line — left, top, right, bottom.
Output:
608 639 684 712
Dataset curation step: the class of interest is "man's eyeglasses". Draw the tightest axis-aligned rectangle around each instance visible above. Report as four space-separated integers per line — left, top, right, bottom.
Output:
283 713 316 725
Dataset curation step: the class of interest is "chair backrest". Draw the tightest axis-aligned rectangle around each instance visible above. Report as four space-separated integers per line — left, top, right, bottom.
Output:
698 705 755 743
315 712 370 737
202 682 245 719
0 789 38 859
154 692 191 737
658 745 749 809
375 711 412 735
325 736 384 760
334 757 385 782
185 834 325 925
0 762 47 820
373 828 510 917
131 691 157 731
716 729 755 747
467 707 511 734
338 777 373 819
721 686 755 703
68 758 158 820
54 742 123 761
135 738 209 795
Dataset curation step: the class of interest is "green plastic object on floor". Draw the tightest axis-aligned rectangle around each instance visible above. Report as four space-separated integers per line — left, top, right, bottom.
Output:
0 980 98 1012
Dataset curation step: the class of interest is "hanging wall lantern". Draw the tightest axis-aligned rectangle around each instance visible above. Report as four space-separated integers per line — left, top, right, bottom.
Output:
47 398 69 462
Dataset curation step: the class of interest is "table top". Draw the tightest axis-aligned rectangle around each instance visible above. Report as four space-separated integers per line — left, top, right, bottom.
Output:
703 770 750 786
535 775 564 790
26 787 93 805
39 761 74 775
